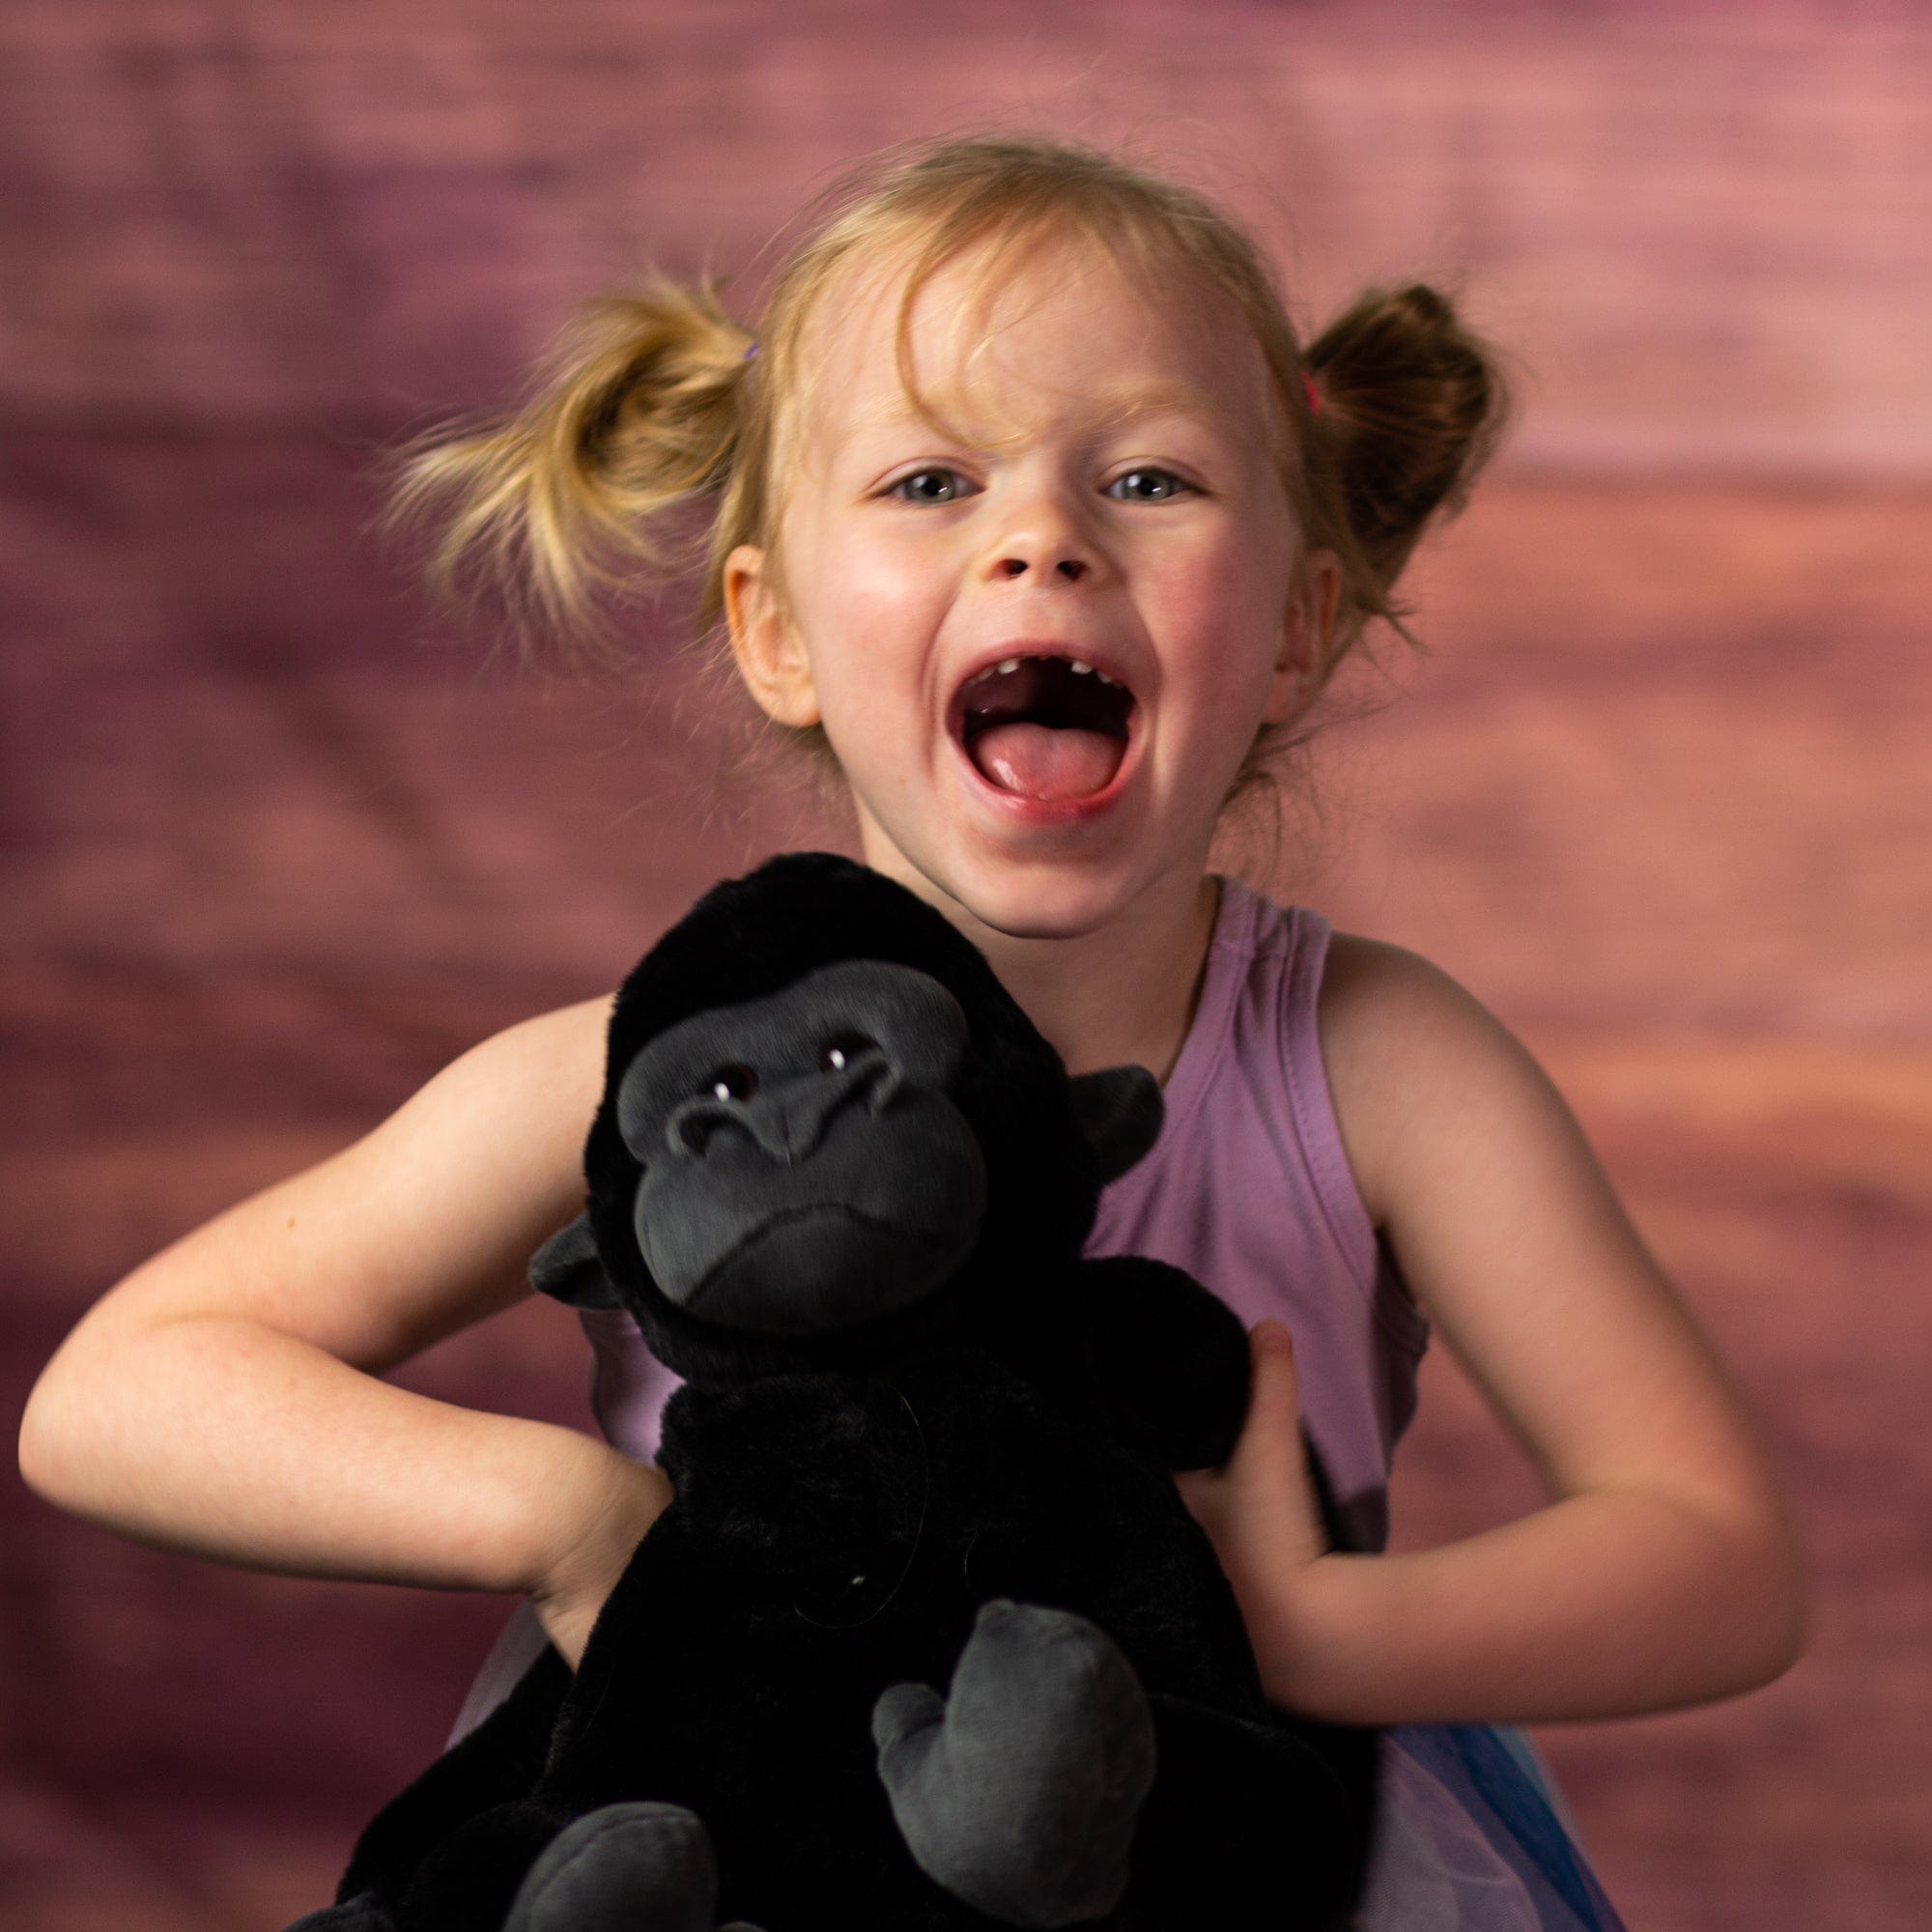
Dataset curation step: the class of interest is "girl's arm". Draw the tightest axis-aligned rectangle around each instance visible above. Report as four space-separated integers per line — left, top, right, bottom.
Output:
16 996 668 1670
1178 937 1811 1728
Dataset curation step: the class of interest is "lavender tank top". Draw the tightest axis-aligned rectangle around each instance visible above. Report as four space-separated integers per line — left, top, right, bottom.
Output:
1082 875 1428 1552
442 875 1626 1932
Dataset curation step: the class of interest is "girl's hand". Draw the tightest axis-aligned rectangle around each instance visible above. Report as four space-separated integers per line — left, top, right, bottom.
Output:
1174 1321 1328 1619
527 1444 673 1670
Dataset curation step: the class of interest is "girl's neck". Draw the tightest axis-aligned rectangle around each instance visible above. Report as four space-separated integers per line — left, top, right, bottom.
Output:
937 871 1224 1086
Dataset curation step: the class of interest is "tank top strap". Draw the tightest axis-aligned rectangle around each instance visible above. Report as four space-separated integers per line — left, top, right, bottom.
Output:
1265 888 1430 1358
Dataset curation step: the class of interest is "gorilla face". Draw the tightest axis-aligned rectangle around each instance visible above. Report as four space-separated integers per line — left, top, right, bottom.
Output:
613 960 989 1337
533 854 1167 1383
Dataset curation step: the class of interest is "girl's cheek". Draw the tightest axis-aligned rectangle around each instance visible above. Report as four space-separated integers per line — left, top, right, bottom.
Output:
819 544 944 627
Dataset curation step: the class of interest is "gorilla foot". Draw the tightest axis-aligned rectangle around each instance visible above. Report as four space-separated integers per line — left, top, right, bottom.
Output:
872 1598 1156 1928
282 1892 395 1932
501 1801 764 1932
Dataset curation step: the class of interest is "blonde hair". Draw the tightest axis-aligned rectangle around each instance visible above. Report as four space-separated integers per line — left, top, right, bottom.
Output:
388 130 1513 804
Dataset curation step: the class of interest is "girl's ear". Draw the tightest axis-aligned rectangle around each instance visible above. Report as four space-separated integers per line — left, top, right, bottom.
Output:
724 543 820 728
1263 547 1342 726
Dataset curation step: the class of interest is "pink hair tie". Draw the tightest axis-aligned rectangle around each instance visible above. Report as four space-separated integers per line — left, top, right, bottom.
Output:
1301 369 1321 416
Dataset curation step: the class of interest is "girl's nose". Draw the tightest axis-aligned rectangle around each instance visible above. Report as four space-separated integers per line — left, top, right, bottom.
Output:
982 472 1106 586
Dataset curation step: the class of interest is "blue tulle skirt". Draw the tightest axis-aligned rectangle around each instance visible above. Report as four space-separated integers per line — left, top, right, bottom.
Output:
1355 1724 1627 1930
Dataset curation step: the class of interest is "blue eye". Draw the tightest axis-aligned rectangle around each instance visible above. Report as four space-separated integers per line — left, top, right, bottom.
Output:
1107 468 1192 502
888 468 975 504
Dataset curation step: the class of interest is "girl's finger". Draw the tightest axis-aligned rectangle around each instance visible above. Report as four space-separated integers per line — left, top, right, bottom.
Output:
1245 1321 1300 1418
1253 1319 1297 1366
1239 1324 1312 1471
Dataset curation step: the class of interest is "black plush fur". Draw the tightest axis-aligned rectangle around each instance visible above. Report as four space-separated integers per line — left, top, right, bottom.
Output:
300 854 1378 1931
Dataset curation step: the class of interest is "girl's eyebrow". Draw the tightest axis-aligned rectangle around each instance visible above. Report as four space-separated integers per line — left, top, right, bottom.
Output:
1086 382 1232 428
835 383 1233 454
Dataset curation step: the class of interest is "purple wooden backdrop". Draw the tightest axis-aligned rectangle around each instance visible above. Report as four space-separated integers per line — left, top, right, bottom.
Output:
6 7 1929 1927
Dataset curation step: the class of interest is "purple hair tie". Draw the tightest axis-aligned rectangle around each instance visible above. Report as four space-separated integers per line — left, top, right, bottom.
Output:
743 341 760 363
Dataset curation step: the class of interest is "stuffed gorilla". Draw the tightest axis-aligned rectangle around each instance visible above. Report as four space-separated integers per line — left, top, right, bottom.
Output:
290 853 1378 1932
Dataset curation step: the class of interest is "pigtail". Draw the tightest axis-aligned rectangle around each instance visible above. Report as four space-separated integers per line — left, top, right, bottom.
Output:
1304 282 1514 598
386 274 756 647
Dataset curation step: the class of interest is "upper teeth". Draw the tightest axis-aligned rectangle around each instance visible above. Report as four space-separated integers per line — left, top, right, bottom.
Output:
962 655 1121 690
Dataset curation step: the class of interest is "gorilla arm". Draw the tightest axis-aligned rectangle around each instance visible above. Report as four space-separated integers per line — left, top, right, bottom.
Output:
1071 1257 1254 1471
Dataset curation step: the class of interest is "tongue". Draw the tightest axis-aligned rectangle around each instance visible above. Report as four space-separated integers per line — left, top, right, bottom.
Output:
971 723 1124 801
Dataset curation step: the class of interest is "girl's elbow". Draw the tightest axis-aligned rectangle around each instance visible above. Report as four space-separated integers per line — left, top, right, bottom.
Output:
1727 1511 1813 1694
17 1391 84 1522
1663 1481 1812 1700
18 1348 108 1514
19 1332 131 1514
1669 1457 1813 1696
1762 1539 1814 1684
17 1372 78 1510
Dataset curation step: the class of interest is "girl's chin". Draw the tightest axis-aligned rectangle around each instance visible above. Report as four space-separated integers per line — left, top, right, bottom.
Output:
856 812 1140 942
935 870 1143 944
932 817 1179 944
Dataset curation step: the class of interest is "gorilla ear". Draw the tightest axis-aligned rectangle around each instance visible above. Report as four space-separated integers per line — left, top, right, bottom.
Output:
1067 1065 1164 1184
529 1213 623 1310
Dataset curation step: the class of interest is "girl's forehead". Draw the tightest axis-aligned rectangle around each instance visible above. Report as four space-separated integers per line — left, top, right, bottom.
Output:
793 236 1272 456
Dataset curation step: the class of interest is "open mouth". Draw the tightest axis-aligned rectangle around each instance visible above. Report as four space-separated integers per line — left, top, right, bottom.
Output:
950 654 1137 803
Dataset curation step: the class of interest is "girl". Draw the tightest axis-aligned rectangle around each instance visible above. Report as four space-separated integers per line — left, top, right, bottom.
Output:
19 134 1807 1928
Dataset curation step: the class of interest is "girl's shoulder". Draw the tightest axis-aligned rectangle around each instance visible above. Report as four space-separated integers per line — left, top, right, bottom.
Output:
407 993 615 1145
469 991 614 1078
1312 926 1540 1237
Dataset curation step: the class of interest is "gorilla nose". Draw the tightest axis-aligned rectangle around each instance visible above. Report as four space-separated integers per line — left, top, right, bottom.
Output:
763 1058 900 1159
672 1063 885 1165
757 1083 839 1164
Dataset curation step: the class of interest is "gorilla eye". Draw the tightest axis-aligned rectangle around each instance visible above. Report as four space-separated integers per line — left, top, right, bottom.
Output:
819 1032 878 1073
702 1064 757 1102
